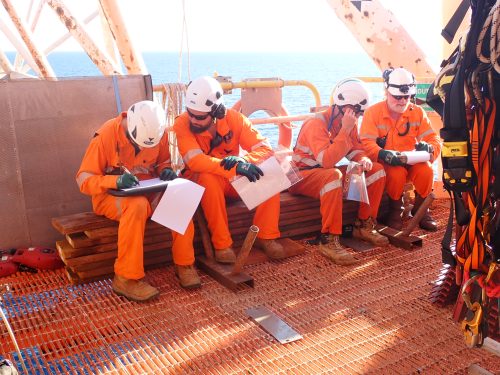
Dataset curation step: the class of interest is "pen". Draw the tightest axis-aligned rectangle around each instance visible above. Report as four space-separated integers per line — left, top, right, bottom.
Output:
121 165 139 186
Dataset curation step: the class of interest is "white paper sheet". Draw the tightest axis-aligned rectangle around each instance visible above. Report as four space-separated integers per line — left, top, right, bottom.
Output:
231 156 291 210
119 177 168 191
401 150 431 165
151 178 205 235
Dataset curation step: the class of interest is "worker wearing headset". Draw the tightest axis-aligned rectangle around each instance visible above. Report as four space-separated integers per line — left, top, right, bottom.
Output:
360 68 442 231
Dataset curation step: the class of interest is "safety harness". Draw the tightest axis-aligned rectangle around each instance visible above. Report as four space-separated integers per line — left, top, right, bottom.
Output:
427 0 499 347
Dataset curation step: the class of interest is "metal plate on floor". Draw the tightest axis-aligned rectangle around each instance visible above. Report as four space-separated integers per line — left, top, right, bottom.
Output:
246 306 302 344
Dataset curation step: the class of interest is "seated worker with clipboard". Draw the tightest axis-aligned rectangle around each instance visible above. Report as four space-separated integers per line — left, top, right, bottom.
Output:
76 101 200 302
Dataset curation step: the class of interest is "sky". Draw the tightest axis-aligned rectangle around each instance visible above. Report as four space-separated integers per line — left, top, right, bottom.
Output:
0 0 447 62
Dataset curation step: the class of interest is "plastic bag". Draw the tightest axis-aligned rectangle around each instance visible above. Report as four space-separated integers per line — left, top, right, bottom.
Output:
343 161 369 204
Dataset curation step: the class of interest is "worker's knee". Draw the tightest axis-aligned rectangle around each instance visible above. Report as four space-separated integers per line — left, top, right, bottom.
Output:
121 196 151 219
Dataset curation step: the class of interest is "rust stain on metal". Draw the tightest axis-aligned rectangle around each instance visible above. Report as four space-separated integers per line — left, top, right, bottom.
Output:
344 13 353 22
415 58 422 64
363 11 369 17
366 38 373 43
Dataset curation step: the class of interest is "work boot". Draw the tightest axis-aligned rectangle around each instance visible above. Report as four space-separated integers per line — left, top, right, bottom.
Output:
254 238 287 260
411 192 438 231
174 264 201 289
382 197 404 230
318 235 357 265
112 274 159 302
214 247 236 264
353 217 389 246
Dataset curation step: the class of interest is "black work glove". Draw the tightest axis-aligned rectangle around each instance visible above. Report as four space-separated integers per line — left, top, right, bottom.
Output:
116 173 139 189
220 156 246 170
236 162 264 182
415 141 434 155
159 168 177 181
378 149 404 166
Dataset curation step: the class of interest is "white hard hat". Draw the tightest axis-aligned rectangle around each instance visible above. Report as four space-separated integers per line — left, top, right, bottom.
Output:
330 78 371 112
127 100 166 148
384 67 416 96
185 76 226 118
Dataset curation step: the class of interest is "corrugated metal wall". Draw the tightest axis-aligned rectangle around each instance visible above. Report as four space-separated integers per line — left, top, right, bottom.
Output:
0 75 152 248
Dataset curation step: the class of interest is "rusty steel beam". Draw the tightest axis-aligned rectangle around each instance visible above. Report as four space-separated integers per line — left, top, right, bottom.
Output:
98 0 147 74
326 0 435 77
45 0 122 75
0 0 55 77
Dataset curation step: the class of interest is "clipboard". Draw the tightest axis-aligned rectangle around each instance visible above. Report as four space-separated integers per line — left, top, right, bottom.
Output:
108 177 170 197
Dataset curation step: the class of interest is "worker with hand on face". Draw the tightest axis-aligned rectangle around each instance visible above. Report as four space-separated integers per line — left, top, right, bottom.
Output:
76 100 200 302
174 76 286 263
360 68 441 231
290 78 389 266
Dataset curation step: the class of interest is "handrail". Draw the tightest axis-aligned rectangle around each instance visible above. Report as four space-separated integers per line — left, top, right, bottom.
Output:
219 79 321 108
153 78 322 108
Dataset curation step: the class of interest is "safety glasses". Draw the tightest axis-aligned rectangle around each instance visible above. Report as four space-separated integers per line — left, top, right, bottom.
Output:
390 93 414 101
187 108 211 121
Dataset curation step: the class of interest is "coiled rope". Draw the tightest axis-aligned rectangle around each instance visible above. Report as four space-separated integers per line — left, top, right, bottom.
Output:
476 0 500 73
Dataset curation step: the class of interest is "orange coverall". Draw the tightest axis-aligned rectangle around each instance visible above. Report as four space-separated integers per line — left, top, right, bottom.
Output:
290 106 386 235
360 101 442 200
76 113 195 280
173 108 280 250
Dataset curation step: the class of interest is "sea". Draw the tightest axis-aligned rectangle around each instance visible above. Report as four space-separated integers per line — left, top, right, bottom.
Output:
11 51 386 146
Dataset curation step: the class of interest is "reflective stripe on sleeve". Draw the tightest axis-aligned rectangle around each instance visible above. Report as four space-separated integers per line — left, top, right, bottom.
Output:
76 171 96 188
360 133 377 139
251 140 271 151
346 150 363 161
316 150 325 165
418 129 434 140
183 149 203 164
295 144 311 154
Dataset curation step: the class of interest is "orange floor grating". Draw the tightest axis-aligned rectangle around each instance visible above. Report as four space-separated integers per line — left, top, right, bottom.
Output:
1 202 499 374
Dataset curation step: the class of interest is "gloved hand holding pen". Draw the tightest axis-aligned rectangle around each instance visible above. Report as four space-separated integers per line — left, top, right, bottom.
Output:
117 166 139 189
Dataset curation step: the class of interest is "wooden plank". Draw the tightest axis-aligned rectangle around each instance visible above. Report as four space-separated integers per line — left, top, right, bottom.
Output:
52 212 114 235
74 250 172 281
84 220 166 239
65 241 171 269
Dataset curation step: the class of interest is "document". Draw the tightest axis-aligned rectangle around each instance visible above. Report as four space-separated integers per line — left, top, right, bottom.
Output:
108 177 171 196
401 150 431 165
231 156 292 210
151 178 205 235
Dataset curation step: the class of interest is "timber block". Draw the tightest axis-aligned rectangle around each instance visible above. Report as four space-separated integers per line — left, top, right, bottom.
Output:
51 192 389 284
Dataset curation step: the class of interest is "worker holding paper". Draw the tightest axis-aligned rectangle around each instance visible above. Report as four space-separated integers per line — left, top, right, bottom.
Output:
290 78 388 265
174 76 285 262
76 100 199 302
360 68 442 231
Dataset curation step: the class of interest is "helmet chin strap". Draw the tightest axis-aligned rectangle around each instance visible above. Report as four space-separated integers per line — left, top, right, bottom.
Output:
328 105 343 131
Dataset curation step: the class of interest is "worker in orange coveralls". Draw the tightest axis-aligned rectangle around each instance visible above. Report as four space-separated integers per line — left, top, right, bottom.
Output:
76 100 199 302
174 76 285 263
360 68 441 231
290 78 389 265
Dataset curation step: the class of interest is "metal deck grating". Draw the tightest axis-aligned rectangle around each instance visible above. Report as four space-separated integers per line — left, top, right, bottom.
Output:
1 203 499 374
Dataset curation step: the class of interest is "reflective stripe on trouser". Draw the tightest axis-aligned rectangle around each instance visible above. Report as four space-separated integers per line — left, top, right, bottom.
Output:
196 172 281 249
288 168 343 235
94 194 195 279
348 162 386 220
288 164 386 234
383 162 433 200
